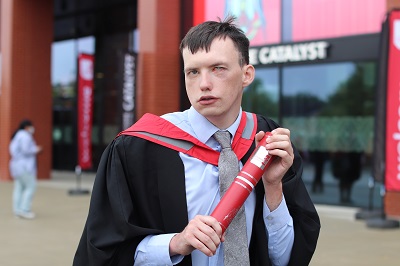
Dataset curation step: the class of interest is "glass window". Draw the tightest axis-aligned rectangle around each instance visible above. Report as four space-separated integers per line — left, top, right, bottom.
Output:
52 37 95 97
282 62 375 153
51 36 95 169
242 68 279 121
281 61 378 207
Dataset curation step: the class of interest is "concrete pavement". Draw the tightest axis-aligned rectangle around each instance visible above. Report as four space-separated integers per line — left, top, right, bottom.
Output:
1 171 399 266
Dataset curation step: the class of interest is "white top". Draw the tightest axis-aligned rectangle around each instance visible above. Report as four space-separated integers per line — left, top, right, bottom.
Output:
9 129 40 178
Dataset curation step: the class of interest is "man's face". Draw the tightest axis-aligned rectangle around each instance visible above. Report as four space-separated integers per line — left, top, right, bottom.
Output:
182 37 254 129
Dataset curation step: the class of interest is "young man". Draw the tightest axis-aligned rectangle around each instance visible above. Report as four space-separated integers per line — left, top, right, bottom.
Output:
74 17 320 266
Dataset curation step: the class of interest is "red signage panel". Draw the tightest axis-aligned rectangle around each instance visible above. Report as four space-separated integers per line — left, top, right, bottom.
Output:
77 53 94 170
292 0 385 41
386 10 400 191
193 0 280 45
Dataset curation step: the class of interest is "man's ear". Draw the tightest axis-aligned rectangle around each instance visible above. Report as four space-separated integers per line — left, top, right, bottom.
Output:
242 64 255 87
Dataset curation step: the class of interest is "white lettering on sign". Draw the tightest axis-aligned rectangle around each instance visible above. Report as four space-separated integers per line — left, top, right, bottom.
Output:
249 41 329 65
394 19 400 50
79 58 94 80
122 53 136 129
81 85 92 163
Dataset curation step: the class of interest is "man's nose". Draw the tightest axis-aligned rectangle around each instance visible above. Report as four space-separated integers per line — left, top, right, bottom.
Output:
199 72 212 90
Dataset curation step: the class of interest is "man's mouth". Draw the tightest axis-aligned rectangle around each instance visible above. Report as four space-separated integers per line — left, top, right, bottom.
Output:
198 96 218 105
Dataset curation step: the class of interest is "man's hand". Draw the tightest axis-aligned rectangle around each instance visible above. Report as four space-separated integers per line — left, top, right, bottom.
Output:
169 215 224 257
255 128 294 210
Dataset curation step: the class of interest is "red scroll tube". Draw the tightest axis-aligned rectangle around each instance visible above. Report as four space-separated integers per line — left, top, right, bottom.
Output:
211 132 274 233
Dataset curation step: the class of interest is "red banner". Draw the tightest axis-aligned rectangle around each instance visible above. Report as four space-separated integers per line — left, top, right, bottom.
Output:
385 10 400 191
193 0 280 46
77 54 94 170
292 0 384 41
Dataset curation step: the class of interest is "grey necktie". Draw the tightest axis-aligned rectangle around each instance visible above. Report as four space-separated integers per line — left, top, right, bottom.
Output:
213 130 250 266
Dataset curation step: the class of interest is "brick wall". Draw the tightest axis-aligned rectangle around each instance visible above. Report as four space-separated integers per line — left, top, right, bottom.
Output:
386 192 400 218
136 0 181 118
387 0 400 11
0 0 53 180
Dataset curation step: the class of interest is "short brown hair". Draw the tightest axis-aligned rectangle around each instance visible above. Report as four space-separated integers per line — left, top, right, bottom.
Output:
179 16 249 66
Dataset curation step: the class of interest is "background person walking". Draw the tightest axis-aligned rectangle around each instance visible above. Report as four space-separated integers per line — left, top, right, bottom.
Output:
9 119 42 219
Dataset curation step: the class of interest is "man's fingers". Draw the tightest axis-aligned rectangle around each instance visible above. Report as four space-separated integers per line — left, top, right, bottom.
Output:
184 215 222 256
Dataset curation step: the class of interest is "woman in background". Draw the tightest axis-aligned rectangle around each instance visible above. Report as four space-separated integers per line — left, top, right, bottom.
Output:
9 119 42 219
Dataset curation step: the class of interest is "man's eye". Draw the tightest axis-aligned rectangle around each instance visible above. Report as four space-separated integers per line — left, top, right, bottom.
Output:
213 66 224 72
187 70 198 75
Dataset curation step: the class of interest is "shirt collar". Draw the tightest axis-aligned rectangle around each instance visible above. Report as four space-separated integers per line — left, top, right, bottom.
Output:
188 106 242 144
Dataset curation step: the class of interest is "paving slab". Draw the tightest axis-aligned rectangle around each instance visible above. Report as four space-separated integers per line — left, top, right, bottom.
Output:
0 171 399 266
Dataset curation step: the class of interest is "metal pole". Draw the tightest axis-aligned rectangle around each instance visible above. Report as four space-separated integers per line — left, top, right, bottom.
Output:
68 165 90 195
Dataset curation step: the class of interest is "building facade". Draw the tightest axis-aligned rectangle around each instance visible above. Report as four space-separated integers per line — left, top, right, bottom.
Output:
1 0 400 216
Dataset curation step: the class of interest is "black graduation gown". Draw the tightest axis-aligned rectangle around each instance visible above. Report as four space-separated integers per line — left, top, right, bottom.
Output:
73 115 320 266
